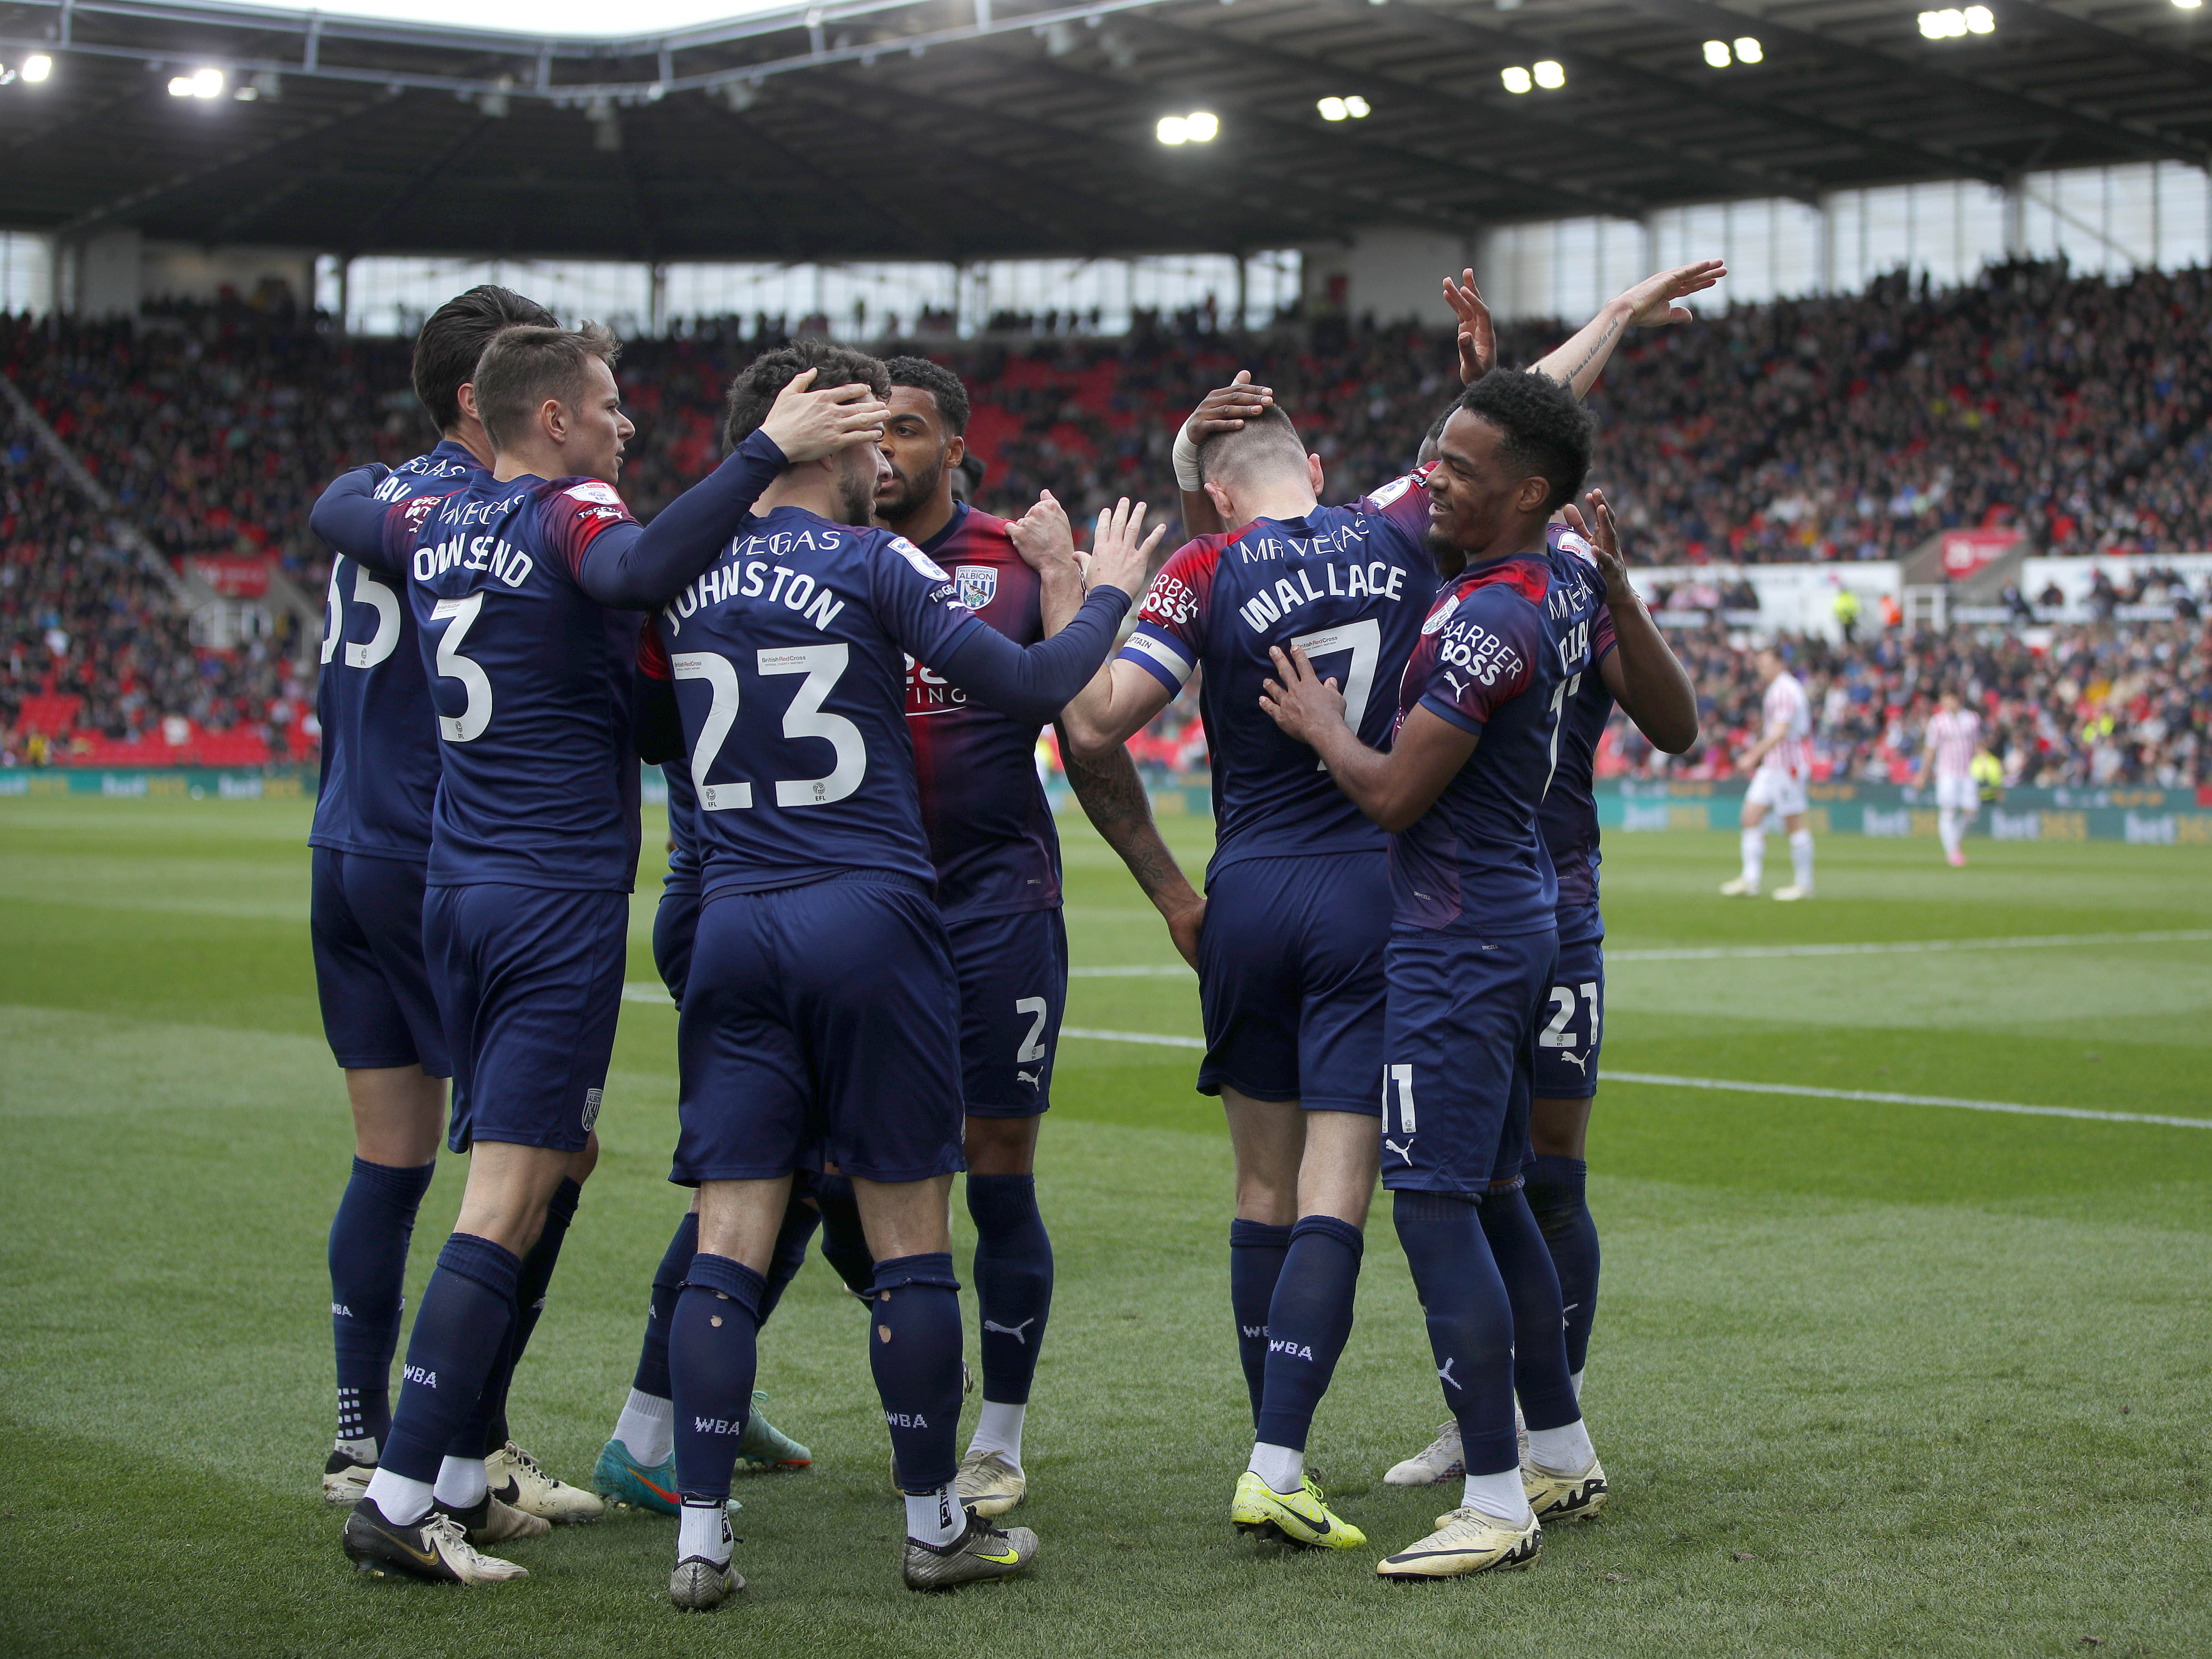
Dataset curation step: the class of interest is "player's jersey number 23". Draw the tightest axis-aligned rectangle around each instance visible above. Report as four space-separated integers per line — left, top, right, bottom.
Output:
673 645 865 811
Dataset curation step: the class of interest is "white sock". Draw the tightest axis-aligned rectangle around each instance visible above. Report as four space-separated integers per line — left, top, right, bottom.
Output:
1790 828 1815 890
1569 1369 1584 1401
433 1455 488 1509
1525 1418 1596 1475
1247 1440 1305 1496
335 1434 379 1463
678 1498 732 1564
967 1400 1026 1470
1461 1468 1533 1527
1740 826 1766 885
614 1388 676 1467
1938 809 1961 856
905 1483 965 1547
363 1467 435 1527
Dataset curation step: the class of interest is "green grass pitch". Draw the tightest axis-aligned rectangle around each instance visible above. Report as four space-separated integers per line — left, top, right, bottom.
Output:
0 797 2207 1658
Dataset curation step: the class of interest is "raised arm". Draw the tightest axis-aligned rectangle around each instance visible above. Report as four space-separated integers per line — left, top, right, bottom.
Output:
1259 645 1477 833
1060 739 1206 967
1529 260 1727 400
1568 491 1699 754
1006 489 1088 634
576 372 887 610
1172 372 1273 538
1060 499 1178 756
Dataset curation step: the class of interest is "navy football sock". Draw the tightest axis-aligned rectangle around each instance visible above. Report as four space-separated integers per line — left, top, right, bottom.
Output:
967 1174 1054 1406
1253 1215 1363 1454
757 1188 824 1327
1228 1219 1293 1430
1524 1154 1599 1379
869 1253 965 1493
669 1252 767 1506
1480 1185 1581 1433
381 1233 520 1484
479 1176 581 1454
633 1211 700 1400
1391 1191 1518 1477
328 1156 436 1450
811 1174 876 1299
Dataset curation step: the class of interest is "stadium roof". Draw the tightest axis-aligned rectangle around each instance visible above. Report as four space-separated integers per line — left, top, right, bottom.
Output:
1 0 2209 261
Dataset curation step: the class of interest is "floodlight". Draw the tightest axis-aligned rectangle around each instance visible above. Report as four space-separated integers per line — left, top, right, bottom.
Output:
1501 65 1532 92
22 53 51 82
1702 39 1731 65
1343 95 1369 116
1919 9 1966 36
1157 115 1188 143
1963 5 1993 28
2177 0 2204 11
1185 110 1218 141
1318 96 1347 120
1532 59 1565 88
1733 36 1763 61
192 66 225 97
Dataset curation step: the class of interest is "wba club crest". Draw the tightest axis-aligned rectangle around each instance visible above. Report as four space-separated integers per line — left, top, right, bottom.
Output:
955 565 998 610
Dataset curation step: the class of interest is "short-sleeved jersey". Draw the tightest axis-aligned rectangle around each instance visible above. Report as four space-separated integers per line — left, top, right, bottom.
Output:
905 502 1061 921
643 505 993 902
1925 708 1981 780
1759 672 1813 780
361 471 647 892
309 440 480 859
1391 547 1604 937
1117 475 1436 875
663 760 700 897
1534 525 1620 920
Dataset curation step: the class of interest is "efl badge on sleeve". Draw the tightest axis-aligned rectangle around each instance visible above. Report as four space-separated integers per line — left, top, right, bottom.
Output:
955 565 999 611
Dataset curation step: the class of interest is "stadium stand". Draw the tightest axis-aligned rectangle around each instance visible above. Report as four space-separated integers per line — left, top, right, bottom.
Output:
2 258 2208 777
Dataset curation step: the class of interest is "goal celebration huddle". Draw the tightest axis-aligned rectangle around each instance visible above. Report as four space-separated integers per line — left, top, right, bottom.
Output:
308 259 1722 1602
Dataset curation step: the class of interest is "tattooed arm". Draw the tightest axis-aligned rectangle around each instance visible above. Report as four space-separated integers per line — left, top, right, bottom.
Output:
1059 735 1206 968
1532 259 1726 400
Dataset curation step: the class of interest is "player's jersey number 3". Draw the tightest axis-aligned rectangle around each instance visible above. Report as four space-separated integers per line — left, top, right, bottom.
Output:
673 645 865 811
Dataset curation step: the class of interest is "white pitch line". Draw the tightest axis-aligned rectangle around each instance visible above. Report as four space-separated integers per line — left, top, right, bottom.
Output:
1605 928 2212 964
1062 1026 1207 1050
622 983 674 1005
1604 1071 2211 1130
1061 929 2212 980
1057 1026 2207 1129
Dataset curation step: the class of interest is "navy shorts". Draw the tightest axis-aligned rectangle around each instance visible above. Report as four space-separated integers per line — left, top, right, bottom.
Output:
424 883 629 1154
674 874 967 1186
1380 926 1559 1196
1532 921 1605 1102
946 907 1067 1119
310 847 451 1076
654 882 701 1004
1195 851 1389 1114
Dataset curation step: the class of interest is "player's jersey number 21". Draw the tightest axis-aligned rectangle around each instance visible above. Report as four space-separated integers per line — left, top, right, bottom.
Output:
673 645 866 811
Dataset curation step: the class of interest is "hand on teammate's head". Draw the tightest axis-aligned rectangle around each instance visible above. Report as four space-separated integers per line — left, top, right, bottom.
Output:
1008 490 1077 574
1187 371 1274 442
1086 498 1166 599
1444 269 1495 385
1622 260 1727 329
762 368 890 464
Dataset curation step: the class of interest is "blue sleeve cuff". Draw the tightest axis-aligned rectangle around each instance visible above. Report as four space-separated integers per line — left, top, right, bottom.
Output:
1418 693 1485 737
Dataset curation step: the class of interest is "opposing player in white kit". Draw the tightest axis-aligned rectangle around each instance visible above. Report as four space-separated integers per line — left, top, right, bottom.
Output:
1917 690 1982 867
1722 647 1815 901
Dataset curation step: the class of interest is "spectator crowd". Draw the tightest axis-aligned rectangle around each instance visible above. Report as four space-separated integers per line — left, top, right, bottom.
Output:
2 258 2208 779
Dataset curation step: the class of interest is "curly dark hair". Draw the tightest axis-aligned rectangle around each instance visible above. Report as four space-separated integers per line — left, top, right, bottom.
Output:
884 356 970 436
1456 369 1594 513
412 285 558 435
724 339 890 452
